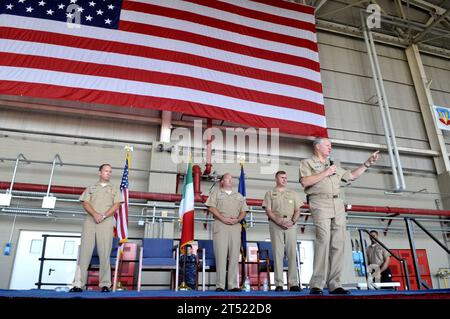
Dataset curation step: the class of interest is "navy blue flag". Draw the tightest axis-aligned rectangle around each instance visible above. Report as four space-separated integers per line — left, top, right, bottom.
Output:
238 164 247 261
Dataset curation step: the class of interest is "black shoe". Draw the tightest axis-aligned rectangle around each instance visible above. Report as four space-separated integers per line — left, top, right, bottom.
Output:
101 286 111 292
329 287 351 295
289 285 301 291
229 288 241 292
309 287 323 295
274 286 283 292
215 288 225 292
69 287 82 293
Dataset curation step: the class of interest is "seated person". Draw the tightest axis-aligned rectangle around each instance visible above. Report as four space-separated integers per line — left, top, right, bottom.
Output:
366 230 392 288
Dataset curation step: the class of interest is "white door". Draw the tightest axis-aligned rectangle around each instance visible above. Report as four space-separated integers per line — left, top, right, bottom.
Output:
10 230 81 290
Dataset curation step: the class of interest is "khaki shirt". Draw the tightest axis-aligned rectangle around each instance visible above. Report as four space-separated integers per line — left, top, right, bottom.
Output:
79 182 123 215
205 189 249 218
262 188 301 219
366 243 390 266
299 155 352 196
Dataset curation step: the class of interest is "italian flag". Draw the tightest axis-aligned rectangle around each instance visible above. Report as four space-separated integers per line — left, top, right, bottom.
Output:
179 160 194 251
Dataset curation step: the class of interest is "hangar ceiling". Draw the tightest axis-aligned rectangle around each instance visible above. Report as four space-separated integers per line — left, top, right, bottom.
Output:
294 0 450 56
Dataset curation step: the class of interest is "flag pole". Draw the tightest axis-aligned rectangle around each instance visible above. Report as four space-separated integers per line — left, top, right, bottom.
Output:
179 248 189 291
238 158 247 289
113 145 133 292
178 154 193 291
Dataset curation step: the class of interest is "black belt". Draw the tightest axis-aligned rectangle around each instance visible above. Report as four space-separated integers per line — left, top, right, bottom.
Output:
268 215 288 221
307 194 339 203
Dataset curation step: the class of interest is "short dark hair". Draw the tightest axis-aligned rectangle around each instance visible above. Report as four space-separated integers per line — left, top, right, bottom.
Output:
275 170 286 178
185 244 192 249
369 230 378 235
99 164 112 171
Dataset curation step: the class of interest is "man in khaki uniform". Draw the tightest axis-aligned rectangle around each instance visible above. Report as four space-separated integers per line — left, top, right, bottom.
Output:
263 171 301 292
299 138 379 295
70 164 123 293
205 173 249 292
366 230 392 284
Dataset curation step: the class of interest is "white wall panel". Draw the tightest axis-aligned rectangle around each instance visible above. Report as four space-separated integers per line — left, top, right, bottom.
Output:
0 109 159 144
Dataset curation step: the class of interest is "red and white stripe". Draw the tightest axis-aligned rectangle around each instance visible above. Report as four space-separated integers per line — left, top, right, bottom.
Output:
115 187 129 244
0 0 327 137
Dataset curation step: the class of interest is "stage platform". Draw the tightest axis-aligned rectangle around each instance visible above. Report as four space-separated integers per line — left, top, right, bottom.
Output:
1 288 449 300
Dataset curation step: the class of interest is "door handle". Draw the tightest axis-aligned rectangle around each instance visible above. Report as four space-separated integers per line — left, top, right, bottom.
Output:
48 268 55 276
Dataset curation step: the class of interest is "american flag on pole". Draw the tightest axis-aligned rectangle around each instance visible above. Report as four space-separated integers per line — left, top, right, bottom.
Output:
0 0 326 137
114 151 130 246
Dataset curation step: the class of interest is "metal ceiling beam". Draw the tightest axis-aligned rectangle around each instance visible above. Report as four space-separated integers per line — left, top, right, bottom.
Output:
396 0 407 19
419 31 450 43
405 44 450 174
377 12 450 37
400 0 447 15
314 0 328 14
316 18 450 58
414 6 450 42
317 0 368 18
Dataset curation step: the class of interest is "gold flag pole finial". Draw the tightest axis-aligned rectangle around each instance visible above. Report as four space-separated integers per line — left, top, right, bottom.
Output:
237 154 245 166
124 145 134 153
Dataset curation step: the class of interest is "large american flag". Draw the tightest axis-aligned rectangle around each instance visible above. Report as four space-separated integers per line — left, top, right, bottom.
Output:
114 152 129 245
0 0 326 137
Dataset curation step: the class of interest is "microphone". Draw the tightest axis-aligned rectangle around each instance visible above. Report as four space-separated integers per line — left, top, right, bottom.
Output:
328 156 336 175
329 156 334 167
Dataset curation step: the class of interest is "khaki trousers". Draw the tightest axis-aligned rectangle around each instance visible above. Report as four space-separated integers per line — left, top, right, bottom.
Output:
72 217 114 288
268 220 298 287
213 221 241 290
308 198 346 291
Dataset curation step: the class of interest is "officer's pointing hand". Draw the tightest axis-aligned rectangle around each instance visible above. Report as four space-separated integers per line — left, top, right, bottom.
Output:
367 150 380 165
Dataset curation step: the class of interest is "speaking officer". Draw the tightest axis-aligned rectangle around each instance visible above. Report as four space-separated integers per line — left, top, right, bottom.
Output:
205 173 249 292
263 171 301 292
299 138 379 295
70 164 123 293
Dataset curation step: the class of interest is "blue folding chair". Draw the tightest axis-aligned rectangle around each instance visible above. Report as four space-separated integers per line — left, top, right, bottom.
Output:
196 239 216 291
137 238 179 291
90 237 119 267
256 241 289 290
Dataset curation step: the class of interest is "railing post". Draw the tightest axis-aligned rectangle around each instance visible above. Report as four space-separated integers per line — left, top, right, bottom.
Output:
296 241 303 290
401 259 411 290
404 217 423 290
358 229 370 289
36 235 49 289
